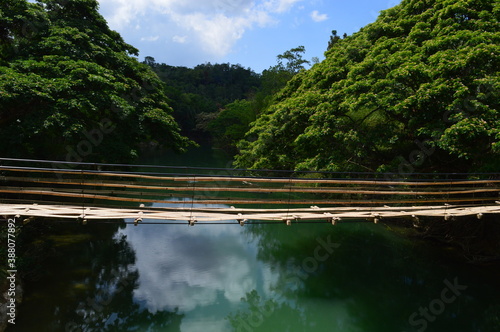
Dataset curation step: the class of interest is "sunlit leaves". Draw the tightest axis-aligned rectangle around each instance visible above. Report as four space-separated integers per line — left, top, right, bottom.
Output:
236 0 500 172
0 0 191 161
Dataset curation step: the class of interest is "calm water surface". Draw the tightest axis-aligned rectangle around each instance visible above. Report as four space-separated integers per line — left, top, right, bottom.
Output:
9 147 500 331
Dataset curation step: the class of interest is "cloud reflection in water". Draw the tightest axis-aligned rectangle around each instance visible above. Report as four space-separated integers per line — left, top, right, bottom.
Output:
119 217 275 330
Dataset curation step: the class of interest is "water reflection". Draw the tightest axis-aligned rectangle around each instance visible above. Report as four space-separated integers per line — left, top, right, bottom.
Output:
225 222 500 332
12 215 500 331
121 217 419 332
119 221 276 331
11 222 185 332
117 213 500 332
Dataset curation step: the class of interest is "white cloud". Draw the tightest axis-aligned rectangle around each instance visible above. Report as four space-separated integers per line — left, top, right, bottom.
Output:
98 0 302 60
172 35 187 43
118 219 274 316
99 0 145 29
310 10 328 22
172 12 265 57
140 35 160 42
264 0 303 13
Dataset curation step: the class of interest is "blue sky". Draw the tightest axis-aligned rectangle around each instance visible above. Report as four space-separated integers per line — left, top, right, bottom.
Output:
97 0 402 73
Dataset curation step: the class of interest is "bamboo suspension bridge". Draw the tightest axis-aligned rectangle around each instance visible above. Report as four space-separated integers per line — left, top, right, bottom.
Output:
1 157 500 226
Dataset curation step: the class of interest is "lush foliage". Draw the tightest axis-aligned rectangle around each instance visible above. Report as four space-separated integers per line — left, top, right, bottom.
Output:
144 59 260 139
200 99 255 153
144 47 310 151
0 0 191 162
236 0 500 173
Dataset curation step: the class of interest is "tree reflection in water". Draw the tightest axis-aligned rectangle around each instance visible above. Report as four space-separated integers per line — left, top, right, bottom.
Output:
227 222 500 332
13 221 185 332
67 234 184 332
11 217 500 332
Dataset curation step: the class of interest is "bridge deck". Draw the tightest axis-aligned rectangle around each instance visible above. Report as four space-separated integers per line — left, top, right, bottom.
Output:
1 158 499 224
2 203 499 225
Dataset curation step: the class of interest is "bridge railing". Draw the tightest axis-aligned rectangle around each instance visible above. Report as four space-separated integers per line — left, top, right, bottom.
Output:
0 157 499 210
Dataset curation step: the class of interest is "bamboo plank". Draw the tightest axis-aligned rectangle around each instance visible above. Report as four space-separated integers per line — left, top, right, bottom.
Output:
1 203 499 222
1 189 498 206
2 165 499 186
2 179 499 195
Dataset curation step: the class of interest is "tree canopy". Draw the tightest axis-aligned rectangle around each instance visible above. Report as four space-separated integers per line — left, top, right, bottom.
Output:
143 47 310 151
0 0 191 162
235 0 500 173
193 46 311 152
144 60 260 139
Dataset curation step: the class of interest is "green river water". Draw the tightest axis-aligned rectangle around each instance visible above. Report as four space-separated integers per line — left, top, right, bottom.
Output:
7 146 500 332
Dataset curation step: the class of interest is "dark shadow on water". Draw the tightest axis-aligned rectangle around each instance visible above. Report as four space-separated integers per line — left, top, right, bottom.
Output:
9 220 184 332
228 221 500 332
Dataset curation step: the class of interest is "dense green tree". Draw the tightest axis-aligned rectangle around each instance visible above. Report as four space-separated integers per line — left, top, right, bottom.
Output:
327 30 341 50
247 46 312 128
236 0 500 173
274 45 310 74
143 49 309 147
0 0 191 162
144 61 260 138
196 46 312 153
202 99 255 153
